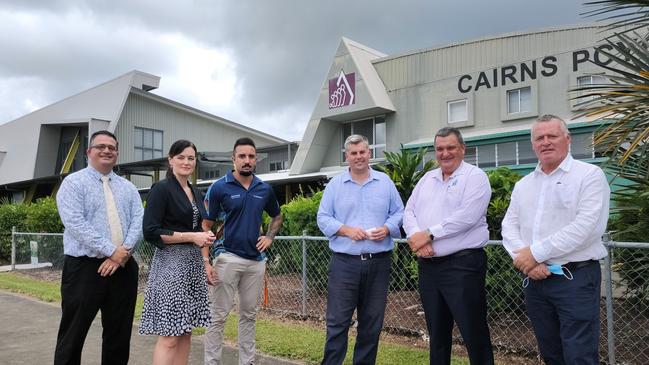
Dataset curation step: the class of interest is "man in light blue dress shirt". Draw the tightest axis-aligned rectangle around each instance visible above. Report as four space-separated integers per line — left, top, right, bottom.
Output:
54 130 143 365
317 134 404 365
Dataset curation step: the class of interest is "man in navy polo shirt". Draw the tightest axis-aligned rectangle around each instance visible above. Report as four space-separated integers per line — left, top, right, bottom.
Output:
202 137 283 365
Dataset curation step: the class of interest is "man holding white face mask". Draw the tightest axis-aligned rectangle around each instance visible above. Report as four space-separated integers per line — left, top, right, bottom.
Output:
502 114 610 364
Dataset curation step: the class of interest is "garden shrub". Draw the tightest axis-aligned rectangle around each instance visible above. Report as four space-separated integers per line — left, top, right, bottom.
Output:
266 191 325 280
485 167 525 313
608 181 649 303
0 203 28 263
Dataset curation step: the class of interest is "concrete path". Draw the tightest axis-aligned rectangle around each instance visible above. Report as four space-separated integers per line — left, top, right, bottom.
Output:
0 290 302 365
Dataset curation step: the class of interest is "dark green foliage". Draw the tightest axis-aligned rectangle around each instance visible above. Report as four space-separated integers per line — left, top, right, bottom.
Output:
375 148 435 290
0 203 28 263
374 147 435 203
266 191 327 283
486 168 523 240
279 191 323 236
0 197 64 265
25 197 64 233
609 155 649 300
485 168 525 313
484 245 526 314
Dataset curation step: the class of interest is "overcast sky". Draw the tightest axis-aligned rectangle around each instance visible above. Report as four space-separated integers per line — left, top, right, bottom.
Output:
0 0 598 141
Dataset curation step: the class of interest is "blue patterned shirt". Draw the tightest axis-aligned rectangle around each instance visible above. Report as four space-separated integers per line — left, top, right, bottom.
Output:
57 166 144 258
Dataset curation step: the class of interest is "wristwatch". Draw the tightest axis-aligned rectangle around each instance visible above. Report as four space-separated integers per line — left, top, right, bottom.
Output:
426 227 435 241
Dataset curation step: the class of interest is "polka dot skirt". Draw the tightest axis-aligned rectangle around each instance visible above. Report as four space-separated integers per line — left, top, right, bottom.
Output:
139 243 211 336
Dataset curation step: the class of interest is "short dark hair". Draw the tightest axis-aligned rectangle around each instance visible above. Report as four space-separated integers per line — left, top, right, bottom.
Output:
233 137 256 155
89 130 118 148
435 127 465 146
166 139 198 178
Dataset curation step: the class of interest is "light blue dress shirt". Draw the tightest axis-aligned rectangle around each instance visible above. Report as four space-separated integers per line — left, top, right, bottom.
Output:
56 166 144 258
317 168 404 255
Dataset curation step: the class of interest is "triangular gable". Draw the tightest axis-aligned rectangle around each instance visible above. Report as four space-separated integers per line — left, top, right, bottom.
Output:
311 38 394 120
290 38 394 175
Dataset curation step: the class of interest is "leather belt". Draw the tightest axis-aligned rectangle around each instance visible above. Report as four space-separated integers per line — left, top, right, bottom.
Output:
334 251 392 261
563 260 598 271
418 248 482 263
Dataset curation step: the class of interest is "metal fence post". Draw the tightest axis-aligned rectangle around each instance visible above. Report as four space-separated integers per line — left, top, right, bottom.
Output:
10 226 16 271
602 232 615 365
301 230 308 317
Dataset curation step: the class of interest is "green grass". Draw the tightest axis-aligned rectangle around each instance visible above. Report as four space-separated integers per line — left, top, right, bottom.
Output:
0 272 468 364
0 271 61 302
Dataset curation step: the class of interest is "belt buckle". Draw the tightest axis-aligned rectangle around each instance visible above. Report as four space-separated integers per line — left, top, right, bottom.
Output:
360 253 372 261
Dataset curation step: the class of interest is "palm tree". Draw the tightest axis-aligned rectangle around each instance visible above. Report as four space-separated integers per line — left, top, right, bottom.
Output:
573 1 649 164
374 147 436 203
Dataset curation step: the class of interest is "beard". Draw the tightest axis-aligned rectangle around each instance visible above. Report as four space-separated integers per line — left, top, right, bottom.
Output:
238 170 253 176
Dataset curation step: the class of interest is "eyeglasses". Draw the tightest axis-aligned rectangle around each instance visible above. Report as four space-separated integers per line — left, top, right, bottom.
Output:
90 144 118 152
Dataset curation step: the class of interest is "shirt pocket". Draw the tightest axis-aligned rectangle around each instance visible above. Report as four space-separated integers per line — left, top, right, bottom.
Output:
553 183 576 209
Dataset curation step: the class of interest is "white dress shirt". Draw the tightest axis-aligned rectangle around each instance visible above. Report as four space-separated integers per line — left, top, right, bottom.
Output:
502 155 610 264
403 161 491 257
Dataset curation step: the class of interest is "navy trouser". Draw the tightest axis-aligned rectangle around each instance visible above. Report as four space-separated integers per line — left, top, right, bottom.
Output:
54 255 138 365
418 249 494 365
322 252 392 365
524 260 601 365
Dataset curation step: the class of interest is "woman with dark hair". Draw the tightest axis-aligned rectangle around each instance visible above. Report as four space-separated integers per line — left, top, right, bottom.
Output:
140 139 215 364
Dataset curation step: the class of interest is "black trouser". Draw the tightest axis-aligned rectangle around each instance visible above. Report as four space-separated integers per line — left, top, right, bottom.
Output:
54 255 138 365
322 252 392 365
524 260 601 365
418 249 494 365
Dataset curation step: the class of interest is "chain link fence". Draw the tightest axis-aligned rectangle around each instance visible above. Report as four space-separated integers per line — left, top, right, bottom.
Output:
4 231 649 364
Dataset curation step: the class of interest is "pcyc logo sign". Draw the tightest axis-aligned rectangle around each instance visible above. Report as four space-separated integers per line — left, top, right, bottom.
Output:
328 70 355 109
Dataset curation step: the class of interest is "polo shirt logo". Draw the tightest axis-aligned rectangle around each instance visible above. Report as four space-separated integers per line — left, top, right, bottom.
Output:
230 194 241 199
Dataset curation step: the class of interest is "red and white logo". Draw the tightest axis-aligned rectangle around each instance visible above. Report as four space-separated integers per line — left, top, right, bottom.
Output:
328 70 355 109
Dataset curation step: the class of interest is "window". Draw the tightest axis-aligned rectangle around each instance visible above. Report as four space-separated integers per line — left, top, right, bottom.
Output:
517 140 537 164
464 146 477 166
466 140 537 168
571 133 595 160
577 75 607 86
497 142 517 166
577 75 608 103
134 127 163 160
202 169 220 180
477 145 496 168
269 161 287 172
341 116 386 162
507 87 531 114
448 99 468 123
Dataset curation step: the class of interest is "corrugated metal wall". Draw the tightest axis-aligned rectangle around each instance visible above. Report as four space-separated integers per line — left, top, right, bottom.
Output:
374 27 604 91
114 92 282 164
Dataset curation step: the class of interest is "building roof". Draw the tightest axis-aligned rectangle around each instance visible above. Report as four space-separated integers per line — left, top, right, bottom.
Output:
0 70 287 186
0 70 158 185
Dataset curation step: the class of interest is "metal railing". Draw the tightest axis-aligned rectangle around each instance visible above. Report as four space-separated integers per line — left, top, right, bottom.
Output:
5 230 649 364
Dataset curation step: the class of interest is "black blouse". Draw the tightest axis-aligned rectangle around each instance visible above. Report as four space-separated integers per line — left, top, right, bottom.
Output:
142 175 208 249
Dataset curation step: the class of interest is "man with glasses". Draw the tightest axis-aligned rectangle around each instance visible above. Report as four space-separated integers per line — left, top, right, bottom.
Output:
317 134 404 365
54 130 143 365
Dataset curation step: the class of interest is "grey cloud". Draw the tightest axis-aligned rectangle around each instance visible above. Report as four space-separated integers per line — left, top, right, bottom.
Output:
0 0 589 138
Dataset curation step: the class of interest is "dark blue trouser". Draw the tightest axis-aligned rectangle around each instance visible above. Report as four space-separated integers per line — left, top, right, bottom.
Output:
418 249 494 365
524 260 601 365
322 252 392 365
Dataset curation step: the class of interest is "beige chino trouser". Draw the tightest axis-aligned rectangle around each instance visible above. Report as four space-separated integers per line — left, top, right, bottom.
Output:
204 252 266 365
